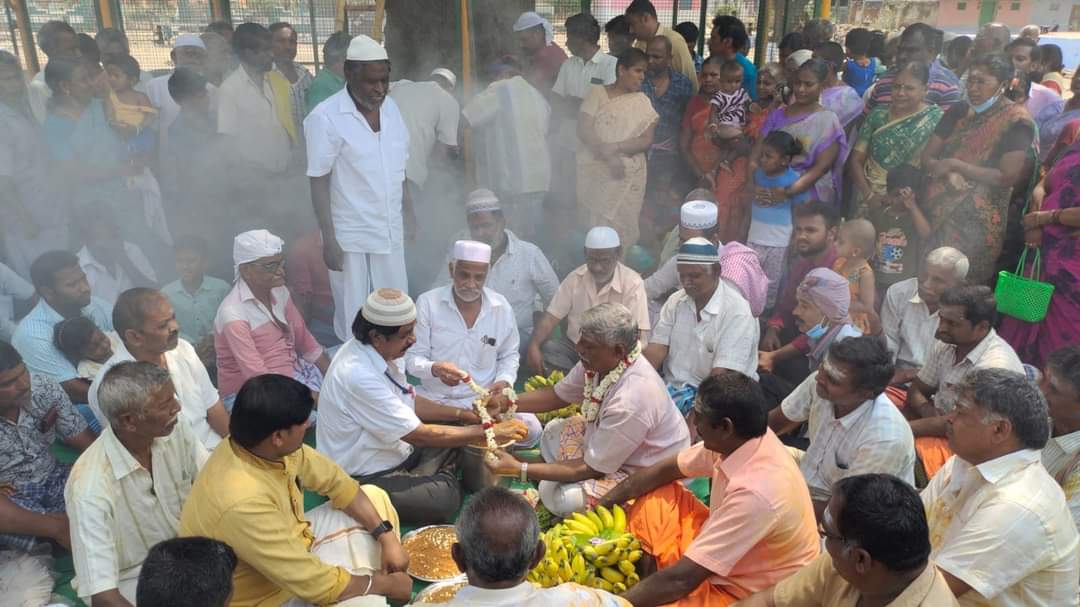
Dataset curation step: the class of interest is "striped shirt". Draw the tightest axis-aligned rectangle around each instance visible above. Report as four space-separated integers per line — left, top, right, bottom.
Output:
12 298 113 383
66 420 208 601
868 58 962 112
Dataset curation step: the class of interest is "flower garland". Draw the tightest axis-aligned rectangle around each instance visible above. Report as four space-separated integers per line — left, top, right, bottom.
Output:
581 342 642 422
462 372 518 461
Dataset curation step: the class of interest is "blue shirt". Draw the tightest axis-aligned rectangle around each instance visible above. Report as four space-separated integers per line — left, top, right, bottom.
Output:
11 298 113 383
748 168 809 247
736 53 758 100
643 68 695 144
843 58 878 98
162 276 232 342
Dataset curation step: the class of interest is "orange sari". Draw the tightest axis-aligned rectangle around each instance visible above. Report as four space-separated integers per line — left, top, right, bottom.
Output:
685 96 750 243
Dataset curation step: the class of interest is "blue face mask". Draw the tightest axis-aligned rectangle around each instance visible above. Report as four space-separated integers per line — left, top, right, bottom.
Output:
805 321 828 340
969 94 999 114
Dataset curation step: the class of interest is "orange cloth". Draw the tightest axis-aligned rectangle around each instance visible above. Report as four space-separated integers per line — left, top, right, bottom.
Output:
885 385 908 409
883 386 953 479
626 483 747 607
831 257 873 335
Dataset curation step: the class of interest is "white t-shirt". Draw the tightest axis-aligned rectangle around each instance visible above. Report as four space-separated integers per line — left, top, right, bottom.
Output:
316 339 422 476
388 80 459 188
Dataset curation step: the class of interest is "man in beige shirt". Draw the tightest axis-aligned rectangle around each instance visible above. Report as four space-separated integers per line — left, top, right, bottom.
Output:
625 0 699 92
736 473 958 607
526 227 650 373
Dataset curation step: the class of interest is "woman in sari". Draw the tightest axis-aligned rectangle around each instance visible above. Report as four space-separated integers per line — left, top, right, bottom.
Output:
578 48 658 249
999 138 1080 368
755 58 847 206
745 62 783 139
847 62 943 215
815 41 865 133
1038 68 1080 162
920 53 1036 285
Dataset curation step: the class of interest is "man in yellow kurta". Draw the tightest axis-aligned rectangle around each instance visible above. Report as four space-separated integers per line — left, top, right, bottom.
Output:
179 374 412 606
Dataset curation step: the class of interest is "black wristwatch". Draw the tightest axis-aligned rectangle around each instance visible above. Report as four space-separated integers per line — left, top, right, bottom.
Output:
371 520 394 540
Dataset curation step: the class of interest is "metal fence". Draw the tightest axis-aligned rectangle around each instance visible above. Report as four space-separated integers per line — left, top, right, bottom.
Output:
118 0 212 71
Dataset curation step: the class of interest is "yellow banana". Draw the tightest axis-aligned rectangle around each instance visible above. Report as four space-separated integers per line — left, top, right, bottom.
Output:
572 553 585 575
615 537 630 551
595 505 615 530
571 513 600 535
594 540 617 556
585 510 604 530
618 559 636 577
560 560 574 581
629 539 641 552
582 545 598 560
562 520 593 536
612 505 627 533
627 549 643 563
543 558 558 576
600 566 626 584
613 582 628 593
626 572 641 587
593 578 614 592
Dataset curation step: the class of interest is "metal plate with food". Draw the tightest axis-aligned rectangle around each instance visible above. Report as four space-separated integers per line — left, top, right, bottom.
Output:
411 579 468 604
401 525 466 582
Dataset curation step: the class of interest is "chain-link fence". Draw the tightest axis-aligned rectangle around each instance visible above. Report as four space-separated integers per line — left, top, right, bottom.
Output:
118 0 212 71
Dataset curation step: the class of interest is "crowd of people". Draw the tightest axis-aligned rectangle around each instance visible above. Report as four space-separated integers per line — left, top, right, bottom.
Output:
3 1 1080 606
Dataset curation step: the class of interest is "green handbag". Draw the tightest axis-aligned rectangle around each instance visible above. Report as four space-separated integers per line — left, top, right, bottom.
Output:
995 247 1055 323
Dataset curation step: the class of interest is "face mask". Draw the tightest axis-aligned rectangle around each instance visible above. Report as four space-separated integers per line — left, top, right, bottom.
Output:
969 94 999 114
805 321 828 340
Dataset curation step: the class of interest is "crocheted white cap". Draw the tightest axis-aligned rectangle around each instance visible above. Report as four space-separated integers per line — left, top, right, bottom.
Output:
361 288 416 327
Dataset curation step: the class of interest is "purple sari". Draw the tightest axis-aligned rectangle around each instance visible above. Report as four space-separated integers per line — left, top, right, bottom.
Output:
761 106 848 205
999 140 1080 367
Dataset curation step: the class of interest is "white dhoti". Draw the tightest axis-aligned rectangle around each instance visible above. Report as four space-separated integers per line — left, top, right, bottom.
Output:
330 249 409 342
282 485 398 607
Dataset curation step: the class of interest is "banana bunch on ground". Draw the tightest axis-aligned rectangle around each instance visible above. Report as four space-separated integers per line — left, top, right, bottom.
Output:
525 371 584 424
526 505 642 593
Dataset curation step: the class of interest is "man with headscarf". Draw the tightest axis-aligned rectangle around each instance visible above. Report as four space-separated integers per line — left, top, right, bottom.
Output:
212 230 329 403
513 11 568 97
644 238 760 416
317 289 527 524
432 189 560 354
768 336 915 521
462 60 550 243
305 35 413 344
407 241 541 449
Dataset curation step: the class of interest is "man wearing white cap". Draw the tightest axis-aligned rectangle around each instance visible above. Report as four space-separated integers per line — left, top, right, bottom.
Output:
213 230 329 402
643 237 760 415
432 189 559 346
645 200 721 308
407 241 541 448
143 33 214 149
527 227 650 373
305 34 413 344
462 59 550 243
217 23 295 176
318 289 527 524
513 11 568 96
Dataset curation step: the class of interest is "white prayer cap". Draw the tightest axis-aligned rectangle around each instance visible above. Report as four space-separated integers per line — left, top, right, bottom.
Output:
585 226 620 250
681 201 718 230
430 67 457 88
787 49 813 69
465 188 501 215
453 240 492 264
513 11 554 45
174 33 206 50
233 229 284 278
361 288 417 327
346 35 388 62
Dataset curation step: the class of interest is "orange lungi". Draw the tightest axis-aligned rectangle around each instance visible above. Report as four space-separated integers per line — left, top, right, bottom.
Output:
627 482 740 607
884 386 952 480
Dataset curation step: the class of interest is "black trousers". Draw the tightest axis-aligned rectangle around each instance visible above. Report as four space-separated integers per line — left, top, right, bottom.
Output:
354 447 462 525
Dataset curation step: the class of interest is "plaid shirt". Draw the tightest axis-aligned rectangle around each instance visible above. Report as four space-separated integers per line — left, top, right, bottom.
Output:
0 373 86 489
643 68 694 145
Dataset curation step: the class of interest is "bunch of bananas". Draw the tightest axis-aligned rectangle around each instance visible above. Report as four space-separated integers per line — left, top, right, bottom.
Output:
525 505 642 593
525 371 583 424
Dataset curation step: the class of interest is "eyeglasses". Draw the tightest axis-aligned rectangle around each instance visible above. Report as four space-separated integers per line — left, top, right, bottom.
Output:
254 259 286 273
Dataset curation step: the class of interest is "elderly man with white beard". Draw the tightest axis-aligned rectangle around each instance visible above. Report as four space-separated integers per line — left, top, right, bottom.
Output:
407 240 541 447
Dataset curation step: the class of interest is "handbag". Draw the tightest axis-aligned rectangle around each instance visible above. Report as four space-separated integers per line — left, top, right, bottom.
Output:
995 247 1055 322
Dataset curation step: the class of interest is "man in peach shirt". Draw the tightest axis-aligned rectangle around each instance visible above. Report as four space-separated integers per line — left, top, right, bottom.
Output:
597 373 819 606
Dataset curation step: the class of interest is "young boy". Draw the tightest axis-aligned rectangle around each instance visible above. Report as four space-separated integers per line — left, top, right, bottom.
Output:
842 27 877 97
869 164 930 295
161 236 231 371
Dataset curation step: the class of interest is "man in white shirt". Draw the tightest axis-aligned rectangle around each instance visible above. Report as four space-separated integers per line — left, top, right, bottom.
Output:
317 289 526 525
75 213 157 309
922 368 1080 606
306 35 413 344
407 240 541 447
881 247 969 384
66 362 209 606
446 486 629 606
1039 346 1080 531
769 336 916 520
88 288 229 450
27 21 79 124
217 23 293 176
143 34 213 150
0 260 33 341
462 62 551 242
643 238 759 416
644 200 721 310
905 285 1024 480
431 190 560 347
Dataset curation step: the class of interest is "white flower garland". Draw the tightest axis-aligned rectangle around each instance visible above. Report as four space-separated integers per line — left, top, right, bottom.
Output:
581 342 642 422
462 373 518 461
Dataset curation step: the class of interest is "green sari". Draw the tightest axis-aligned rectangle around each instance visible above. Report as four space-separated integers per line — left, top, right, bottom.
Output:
852 104 943 209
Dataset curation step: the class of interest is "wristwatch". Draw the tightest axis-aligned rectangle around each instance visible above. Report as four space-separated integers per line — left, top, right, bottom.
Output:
371 520 394 540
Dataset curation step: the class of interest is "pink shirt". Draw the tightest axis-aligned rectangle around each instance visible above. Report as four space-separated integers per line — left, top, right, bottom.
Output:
554 356 690 475
213 280 323 396
676 431 820 596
